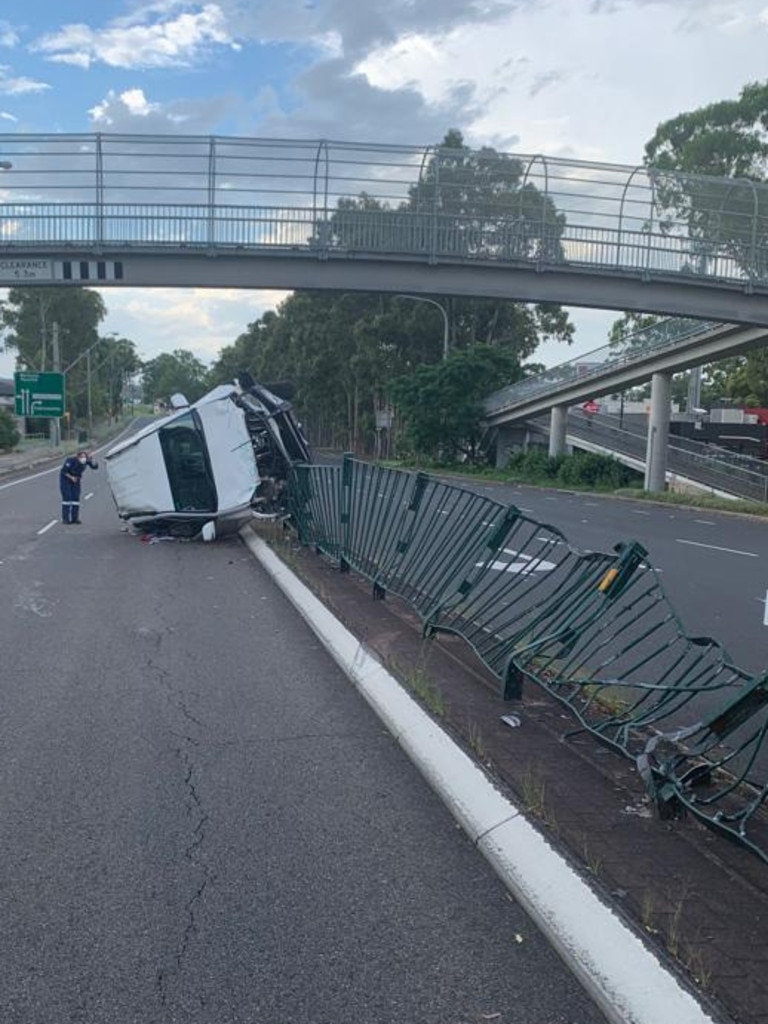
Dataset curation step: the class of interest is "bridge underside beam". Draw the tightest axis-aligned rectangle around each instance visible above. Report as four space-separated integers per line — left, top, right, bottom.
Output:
7 250 768 328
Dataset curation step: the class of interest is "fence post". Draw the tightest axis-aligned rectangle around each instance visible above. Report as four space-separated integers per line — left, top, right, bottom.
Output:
340 452 354 573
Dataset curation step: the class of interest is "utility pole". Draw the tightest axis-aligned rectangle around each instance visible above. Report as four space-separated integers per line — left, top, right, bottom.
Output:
86 348 93 436
51 321 61 447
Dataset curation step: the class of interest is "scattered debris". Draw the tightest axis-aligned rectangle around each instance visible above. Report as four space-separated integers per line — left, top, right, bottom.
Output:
501 714 522 729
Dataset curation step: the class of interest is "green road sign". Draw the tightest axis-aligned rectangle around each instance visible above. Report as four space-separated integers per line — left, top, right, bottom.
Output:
14 372 65 417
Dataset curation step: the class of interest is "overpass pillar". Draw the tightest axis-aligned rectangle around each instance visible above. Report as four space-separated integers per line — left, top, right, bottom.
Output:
644 371 672 493
548 405 568 457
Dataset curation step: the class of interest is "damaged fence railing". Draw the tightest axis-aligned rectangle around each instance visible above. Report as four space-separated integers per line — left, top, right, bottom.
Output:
288 456 768 863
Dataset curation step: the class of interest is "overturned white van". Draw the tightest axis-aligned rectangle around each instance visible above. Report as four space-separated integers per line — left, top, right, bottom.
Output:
105 376 311 538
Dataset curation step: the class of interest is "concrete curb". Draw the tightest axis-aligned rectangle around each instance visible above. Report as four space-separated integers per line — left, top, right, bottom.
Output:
241 528 721 1024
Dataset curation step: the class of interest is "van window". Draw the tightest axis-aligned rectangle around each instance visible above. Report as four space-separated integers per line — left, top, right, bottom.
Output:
158 413 218 512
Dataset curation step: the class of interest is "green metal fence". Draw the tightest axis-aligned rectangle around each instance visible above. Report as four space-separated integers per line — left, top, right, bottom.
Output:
288 456 768 862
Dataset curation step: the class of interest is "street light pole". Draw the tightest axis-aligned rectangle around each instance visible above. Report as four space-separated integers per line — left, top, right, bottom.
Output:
395 294 450 360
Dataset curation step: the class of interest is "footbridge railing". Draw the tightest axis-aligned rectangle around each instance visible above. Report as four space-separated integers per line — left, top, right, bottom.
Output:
2 133 768 292
288 456 768 863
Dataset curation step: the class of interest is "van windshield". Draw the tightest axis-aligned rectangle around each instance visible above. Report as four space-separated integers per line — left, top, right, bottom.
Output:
158 412 218 512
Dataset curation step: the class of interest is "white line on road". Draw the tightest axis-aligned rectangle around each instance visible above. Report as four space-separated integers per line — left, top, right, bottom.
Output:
693 520 716 526
764 591 768 627
36 519 57 535
677 539 758 557
632 509 650 516
0 466 58 490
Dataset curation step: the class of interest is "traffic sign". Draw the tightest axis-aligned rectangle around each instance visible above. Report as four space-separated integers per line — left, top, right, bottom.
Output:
14 371 65 417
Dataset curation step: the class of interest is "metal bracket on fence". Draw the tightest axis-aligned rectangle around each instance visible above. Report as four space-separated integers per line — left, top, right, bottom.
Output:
503 659 527 700
692 671 768 746
596 540 648 600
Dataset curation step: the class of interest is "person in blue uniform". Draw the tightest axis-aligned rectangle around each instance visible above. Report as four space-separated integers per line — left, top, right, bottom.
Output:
59 450 98 524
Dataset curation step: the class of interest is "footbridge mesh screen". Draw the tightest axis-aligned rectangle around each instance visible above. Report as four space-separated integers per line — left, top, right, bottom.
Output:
288 457 768 862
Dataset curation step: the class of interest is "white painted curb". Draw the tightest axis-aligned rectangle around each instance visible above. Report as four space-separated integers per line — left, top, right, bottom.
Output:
241 529 721 1024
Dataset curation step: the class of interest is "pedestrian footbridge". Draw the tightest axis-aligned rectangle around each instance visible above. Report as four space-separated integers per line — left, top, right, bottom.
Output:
1 133 768 324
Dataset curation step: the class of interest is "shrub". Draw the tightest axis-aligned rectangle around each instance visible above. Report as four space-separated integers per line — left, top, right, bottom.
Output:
0 408 20 451
556 451 637 489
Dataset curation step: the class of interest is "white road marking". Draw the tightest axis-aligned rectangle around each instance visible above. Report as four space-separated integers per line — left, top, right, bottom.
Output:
37 519 57 535
764 591 768 627
478 547 557 575
632 510 650 516
0 466 58 490
693 519 715 526
676 539 758 558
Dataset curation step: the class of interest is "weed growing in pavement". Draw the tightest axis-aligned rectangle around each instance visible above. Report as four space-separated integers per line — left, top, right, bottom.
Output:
519 765 558 830
468 720 486 760
665 887 693 960
580 836 602 877
640 891 658 935
389 659 446 718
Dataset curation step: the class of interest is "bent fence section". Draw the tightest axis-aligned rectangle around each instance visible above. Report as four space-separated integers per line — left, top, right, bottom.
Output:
288 456 768 863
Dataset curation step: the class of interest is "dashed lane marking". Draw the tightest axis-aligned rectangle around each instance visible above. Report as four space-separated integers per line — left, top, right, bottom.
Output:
677 539 758 557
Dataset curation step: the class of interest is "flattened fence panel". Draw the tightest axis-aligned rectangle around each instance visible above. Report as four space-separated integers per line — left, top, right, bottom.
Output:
286 461 768 862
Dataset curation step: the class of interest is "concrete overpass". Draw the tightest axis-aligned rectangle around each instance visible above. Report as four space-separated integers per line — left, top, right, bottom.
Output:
1 133 768 326
484 318 768 494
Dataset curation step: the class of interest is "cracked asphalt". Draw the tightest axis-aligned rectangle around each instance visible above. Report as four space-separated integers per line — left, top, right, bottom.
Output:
0 461 607 1024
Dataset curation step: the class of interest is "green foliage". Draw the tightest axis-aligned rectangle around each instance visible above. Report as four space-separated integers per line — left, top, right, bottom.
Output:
392 345 521 462
0 287 105 372
644 81 768 279
0 408 20 451
643 87 768 406
141 350 210 405
505 450 639 490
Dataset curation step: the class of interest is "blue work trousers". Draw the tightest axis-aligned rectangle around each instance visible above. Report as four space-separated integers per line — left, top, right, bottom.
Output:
60 477 81 523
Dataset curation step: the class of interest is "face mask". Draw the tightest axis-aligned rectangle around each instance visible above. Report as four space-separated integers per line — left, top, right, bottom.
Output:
78 457 87 465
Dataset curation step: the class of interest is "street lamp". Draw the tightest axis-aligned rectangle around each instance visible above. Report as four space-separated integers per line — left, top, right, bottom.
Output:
395 294 450 360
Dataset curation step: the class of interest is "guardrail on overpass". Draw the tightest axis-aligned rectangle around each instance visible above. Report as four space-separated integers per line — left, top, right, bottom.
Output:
484 317 768 425
551 410 768 503
288 456 768 864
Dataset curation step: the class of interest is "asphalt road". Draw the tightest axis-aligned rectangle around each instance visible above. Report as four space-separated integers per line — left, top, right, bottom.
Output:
0 461 606 1023
462 479 768 678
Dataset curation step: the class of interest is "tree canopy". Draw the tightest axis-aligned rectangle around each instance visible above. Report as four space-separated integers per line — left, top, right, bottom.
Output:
637 82 768 409
142 350 210 406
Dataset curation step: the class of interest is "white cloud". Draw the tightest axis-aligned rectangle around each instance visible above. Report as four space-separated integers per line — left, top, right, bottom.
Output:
32 4 240 70
0 65 50 95
99 287 291 368
352 0 768 162
0 110 17 122
90 88 161 124
0 21 19 48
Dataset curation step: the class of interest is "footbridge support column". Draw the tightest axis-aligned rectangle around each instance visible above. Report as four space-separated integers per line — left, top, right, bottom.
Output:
549 405 568 457
645 371 672 493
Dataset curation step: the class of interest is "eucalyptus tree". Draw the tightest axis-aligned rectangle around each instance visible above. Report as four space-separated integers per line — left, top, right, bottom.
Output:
0 287 105 372
644 81 768 402
141 350 210 406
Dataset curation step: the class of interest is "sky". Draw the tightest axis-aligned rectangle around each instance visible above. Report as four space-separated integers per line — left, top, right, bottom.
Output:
0 0 767 379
